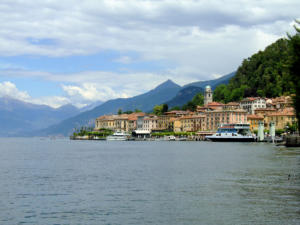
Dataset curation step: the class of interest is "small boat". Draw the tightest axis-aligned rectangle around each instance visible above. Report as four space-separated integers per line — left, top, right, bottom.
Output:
163 135 176 141
106 131 129 141
206 123 255 142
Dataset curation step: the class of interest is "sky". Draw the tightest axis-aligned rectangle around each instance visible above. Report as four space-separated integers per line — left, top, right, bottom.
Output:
0 0 299 108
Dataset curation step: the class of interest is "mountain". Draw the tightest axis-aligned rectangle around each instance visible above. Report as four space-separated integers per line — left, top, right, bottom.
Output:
0 97 80 136
40 80 181 136
79 100 103 112
164 72 234 108
165 86 204 108
183 71 235 90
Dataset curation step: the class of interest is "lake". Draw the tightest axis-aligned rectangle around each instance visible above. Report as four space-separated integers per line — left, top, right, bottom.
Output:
0 138 299 225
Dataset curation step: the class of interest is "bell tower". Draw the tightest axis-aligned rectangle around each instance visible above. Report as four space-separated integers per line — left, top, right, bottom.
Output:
204 85 213 105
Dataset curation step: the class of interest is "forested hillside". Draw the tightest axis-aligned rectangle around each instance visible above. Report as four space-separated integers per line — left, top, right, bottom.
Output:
214 38 294 103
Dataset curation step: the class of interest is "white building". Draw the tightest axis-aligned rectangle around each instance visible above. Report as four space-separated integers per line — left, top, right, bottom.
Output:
240 97 266 114
142 115 158 131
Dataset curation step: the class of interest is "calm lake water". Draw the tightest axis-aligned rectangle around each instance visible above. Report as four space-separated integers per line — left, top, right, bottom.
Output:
0 138 299 225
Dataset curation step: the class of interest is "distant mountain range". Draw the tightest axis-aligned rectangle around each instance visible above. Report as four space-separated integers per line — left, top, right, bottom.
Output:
0 97 81 136
39 80 181 136
0 72 234 137
183 71 235 89
165 71 235 108
165 86 204 108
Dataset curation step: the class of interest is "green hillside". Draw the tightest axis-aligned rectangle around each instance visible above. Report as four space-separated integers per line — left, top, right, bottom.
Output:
214 38 294 103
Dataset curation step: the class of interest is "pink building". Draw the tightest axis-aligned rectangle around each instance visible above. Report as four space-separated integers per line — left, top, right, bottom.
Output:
204 109 248 131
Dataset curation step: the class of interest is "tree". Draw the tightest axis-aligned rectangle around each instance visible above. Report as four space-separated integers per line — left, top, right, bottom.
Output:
182 101 196 111
118 108 122 115
288 20 300 133
135 109 142 113
153 104 169 115
169 106 181 111
123 110 133 114
162 104 168 113
153 104 163 115
213 84 231 103
192 93 204 106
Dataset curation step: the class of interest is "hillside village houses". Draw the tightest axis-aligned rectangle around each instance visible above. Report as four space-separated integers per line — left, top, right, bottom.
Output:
95 86 297 134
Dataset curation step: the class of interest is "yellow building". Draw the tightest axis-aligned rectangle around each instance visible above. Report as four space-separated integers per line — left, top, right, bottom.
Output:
95 113 145 132
156 115 172 131
264 108 297 130
176 115 206 132
247 114 264 131
173 119 182 132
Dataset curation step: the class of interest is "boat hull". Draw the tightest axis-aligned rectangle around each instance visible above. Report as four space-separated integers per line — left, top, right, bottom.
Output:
106 136 128 141
206 137 255 142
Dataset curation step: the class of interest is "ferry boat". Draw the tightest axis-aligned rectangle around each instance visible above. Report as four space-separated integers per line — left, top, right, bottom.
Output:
206 123 255 142
106 131 129 141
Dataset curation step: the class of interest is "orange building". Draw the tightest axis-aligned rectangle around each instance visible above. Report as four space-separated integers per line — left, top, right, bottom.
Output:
247 114 264 131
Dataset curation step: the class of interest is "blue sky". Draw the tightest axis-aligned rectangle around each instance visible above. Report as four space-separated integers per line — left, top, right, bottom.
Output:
0 0 298 108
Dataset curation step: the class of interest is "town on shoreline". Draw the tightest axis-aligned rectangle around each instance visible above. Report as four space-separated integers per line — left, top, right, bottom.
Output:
72 86 298 141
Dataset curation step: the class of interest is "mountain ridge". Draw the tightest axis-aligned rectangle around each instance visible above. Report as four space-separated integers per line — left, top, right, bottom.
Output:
39 79 181 136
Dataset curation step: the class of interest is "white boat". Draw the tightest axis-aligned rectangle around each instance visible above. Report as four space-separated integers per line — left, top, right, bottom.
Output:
106 131 129 141
163 135 176 141
206 123 255 142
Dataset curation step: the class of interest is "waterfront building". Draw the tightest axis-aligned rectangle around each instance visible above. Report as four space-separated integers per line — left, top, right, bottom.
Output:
254 108 277 117
156 115 173 131
173 118 182 132
179 115 206 132
240 97 266 114
247 114 264 131
264 107 297 130
142 115 158 131
204 109 248 131
95 112 145 132
204 85 213 105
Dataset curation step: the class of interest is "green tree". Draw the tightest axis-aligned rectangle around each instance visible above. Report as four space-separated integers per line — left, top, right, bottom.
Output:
123 110 133 114
182 101 196 111
213 84 231 103
153 104 163 115
162 104 168 113
169 106 181 111
192 93 204 106
153 104 168 115
118 108 122 115
134 109 142 112
288 20 300 132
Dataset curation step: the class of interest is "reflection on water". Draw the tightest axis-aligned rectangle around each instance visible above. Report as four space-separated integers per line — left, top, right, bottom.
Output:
0 138 299 225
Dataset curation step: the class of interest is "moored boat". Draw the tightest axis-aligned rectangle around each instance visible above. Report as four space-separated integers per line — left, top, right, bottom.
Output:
206 123 255 142
106 131 129 141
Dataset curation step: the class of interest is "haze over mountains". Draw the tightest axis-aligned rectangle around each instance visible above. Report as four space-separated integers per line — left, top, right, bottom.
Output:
0 72 234 136
0 97 81 136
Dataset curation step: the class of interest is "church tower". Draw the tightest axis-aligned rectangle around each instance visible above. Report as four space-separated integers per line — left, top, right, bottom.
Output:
204 85 213 105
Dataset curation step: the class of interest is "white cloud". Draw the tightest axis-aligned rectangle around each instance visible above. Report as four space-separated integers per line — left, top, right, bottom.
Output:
0 0 299 106
62 83 130 105
0 81 30 101
114 56 134 64
0 81 71 108
0 1 298 63
30 96 71 108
